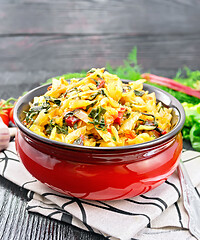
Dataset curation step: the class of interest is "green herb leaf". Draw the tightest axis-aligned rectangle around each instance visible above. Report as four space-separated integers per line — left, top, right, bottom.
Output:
54 99 61 106
88 106 107 130
87 69 95 74
45 121 54 135
73 136 84 145
126 112 131 118
112 136 116 141
134 90 145 97
56 124 68 135
182 102 200 151
190 123 200 151
73 122 78 130
88 92 100 101
141 112 156 122
86 100 98 111
91 78 98 85
45 120 68 135
99 89 107 97
138 118 145 122
88 109 97 119
44 96 61 106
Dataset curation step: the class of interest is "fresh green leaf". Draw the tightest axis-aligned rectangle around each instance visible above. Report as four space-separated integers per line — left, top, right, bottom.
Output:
182 102 200 128
127 47 138 65
105 47 141 81
182 127 190 140
174 67 200 88
190 123 200 151
182 102 200 151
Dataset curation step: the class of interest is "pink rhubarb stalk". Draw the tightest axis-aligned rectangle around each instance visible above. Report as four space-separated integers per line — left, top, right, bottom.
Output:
141 73 200 99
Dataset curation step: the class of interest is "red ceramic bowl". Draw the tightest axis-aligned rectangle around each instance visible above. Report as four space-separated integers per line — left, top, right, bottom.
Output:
14 81 185 200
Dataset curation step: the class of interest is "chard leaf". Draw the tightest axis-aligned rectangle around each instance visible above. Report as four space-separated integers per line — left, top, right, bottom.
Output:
134 90 145 97
86 100 97 111
88 106 106 130
54 99 61 106
73 136 84 145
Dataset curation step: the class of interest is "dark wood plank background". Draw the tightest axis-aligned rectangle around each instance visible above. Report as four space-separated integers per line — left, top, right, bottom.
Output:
0 0 199 239
1 0 200 99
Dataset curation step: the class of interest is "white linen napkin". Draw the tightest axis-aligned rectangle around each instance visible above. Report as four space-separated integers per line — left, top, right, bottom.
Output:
0 140 200 240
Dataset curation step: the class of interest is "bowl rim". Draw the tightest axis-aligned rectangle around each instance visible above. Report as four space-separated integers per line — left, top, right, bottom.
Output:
14 79 185 152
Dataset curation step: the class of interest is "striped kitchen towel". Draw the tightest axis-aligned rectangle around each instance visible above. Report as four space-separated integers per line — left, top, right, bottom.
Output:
0 140 199 240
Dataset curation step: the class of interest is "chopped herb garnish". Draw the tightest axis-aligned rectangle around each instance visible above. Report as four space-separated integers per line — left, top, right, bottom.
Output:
96 74 103 80
140 112 159 128
64 87 78 97
53 99 61 106
73 136 84 145
56 124 68 135
88 134 94 139
88 106 107 130
86 100 98 111
126 112 131 118
99 89 107 97
44 96 61 106
87 69 95 74
134 90 145 97
73 122 78 130
91 78 98 85
88 120 106 130
44 121 68 135
23 111 38 123
23 100 51 123
88 92 100 101
112 136 116 141
154 127 164 135
138 118 145 122
158 104 164 112
141 112 156 122
45 120 54 135
88 109 97 119
88 106 106 119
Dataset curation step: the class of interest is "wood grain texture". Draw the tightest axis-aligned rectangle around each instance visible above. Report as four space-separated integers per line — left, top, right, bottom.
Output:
0 0 200 35
0 176 105 240
1 34 200 73
1 0 200 99
1 33 200 98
